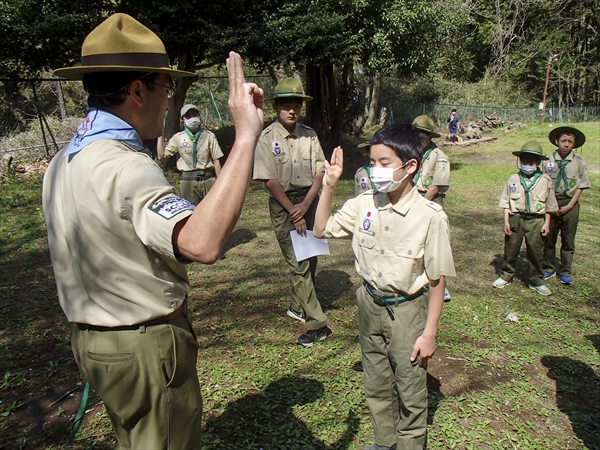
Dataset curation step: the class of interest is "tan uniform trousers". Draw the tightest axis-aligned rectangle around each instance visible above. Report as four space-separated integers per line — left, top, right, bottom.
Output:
71 312 202 449
499 213 545 286
180 171 216 205
268 192 328 330
543 198 580 276
357 284 429 449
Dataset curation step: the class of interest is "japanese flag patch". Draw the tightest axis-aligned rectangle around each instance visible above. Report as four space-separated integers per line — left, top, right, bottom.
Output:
149 196 195 219
363 208 376 220
360 177 367 189
510 182 517 193
547 162 554 173
272 141 283 155
182 138 188 148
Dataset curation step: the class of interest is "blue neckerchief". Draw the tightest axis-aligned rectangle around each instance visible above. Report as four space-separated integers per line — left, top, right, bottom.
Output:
63 108 145 157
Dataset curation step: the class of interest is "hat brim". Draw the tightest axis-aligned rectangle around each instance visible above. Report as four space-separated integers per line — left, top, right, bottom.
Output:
512 150 549 160
548 126 586 148
267 93 313 102
357 142 369 148
54 65 196 80
414 126 440 138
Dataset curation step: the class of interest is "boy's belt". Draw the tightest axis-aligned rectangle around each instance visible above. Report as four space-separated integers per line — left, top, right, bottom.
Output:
76 301 187 332
285 187 310 197
364 281 424 306
518 213 544 220
181 170 214 181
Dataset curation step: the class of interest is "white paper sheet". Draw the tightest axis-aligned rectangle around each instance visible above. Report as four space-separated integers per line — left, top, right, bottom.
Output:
289 230 330 262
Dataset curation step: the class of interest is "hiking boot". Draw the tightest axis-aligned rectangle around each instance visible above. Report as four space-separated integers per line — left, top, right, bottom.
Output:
559 274 573 285
297 327 331 347
444 288 451 302
543 272 556 280
363 444 396 450
492 277 510 289
529 284 552 296
286 307 306 323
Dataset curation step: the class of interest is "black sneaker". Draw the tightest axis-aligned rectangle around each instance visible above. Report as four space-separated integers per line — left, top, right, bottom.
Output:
297 327 331 347
286 307 306 323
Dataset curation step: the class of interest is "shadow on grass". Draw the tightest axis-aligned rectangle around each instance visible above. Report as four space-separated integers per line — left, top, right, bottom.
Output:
490 251 532 286
222 228 257 255
202 375 358 449
316 269 353 309
541 354 600 449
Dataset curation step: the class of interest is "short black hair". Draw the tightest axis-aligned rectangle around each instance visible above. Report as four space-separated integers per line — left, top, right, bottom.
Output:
369 123 422 169
451 108 457 112
519 153 542 165
82 71 159 109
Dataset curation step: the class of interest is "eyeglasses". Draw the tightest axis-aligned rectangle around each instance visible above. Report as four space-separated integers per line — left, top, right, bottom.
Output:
151 81 175 99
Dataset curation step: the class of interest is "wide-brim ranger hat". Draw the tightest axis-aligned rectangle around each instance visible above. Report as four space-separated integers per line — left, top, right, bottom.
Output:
54 14 195 80
268 77 313 101
412 115 441 138
548 126 586 148
512 140 548 160
357 124 383 148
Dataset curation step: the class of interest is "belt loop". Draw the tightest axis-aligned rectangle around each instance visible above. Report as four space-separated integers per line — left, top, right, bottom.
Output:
139 325 146 334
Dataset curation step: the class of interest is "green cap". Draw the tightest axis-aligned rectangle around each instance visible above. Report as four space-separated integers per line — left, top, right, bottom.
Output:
268 77 312 101
412 115 440 138
357 124 383 148
548 126 586 148
512 141 548 160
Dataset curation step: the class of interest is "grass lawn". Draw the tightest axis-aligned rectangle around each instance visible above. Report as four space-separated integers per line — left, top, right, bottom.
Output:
0 122 598 449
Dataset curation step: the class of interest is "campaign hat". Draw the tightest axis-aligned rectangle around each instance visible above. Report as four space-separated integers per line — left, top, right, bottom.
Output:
512 140 548 160
54 13 195 80
268 78 312 101
548 126 585 148
412 115 441 138
357 124 383 148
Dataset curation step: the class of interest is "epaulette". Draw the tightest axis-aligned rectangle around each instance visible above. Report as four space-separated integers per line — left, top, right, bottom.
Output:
299 123 315 132
425 200 444 213
261 122 277 137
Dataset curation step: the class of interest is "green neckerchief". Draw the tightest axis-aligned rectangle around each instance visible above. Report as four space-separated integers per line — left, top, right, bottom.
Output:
363 165 376 190
519 170 542 213
413 142 436 185
553 150 571 192
184 126 203 167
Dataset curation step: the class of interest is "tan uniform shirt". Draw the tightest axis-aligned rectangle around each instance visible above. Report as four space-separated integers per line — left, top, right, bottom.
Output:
542 151 591 197
415 145 450 193
324 187 456 294
355 165 372 196
42 139 195 327
498 172 559 214
164 129 223 172
253 121 325 191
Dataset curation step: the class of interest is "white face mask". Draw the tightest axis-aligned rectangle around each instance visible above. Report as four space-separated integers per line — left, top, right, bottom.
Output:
369 161 410 193
184 117 201 131
520 164 538 176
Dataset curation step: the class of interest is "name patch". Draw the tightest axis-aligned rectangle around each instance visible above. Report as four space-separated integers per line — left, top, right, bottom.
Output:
149 197 195 219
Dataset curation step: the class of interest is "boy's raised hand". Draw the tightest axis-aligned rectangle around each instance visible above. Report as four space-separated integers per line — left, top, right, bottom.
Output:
324 146 344 188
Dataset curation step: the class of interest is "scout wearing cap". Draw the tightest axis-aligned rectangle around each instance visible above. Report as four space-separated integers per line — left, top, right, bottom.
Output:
541 126 590 285
355 125 382 195
44 14 209 449
493 140 558 296
253 77 330 347
160 103 224 205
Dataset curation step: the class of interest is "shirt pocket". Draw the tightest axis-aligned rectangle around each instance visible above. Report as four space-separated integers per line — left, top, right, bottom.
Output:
392 243 425 281
355 232 377 274
273 152 290 165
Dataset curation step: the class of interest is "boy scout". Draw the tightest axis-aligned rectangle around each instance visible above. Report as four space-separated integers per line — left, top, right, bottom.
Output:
252 78 330 347
314 124 456 450
493 141 558 296
412 115 450 206
44 14 264 448
355 125 381 196
542 126 590 285
158 104 223 205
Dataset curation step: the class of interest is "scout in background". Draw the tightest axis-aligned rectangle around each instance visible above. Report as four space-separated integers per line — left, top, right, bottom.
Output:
314 124 456 450
354 125 382 196
446 108 460 143
158 104 223 205
541 126 590 285
252 78 330 347
493 141 558 296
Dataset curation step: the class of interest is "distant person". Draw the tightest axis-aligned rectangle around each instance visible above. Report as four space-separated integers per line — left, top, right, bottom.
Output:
252 78 330 347
314 124 456 450
354 125 381 196
541 126 590 285
446 108 460 144
43 13 264 448
158 104 223 205
493 141 558 296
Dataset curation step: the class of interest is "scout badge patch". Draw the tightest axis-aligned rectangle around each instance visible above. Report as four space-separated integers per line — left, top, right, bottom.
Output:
510 182 517 193
362 208 376 232
272 141 282 155
182 138 188 148
547 162 554 173
360 177 367 189
424 177 432 186
536 203 543 211
149 196 195 219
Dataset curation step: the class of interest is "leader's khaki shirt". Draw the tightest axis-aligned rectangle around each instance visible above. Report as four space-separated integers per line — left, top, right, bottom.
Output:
498 172 559 214
324 187 456 294
42 139 195 327
542 151 591 197
164 130 223 172
415 145 450 193
253 121 325 192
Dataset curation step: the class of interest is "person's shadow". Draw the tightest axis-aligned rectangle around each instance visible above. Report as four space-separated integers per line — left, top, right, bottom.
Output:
541 336 600 449
202 375 358 449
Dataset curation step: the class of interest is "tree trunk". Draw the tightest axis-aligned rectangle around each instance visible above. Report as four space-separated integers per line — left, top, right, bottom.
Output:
364 72 382 128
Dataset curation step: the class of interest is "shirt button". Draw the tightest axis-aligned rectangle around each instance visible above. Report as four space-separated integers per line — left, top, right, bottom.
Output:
408 250 412 255
361 238 364 243
389 209 393 214
294 160 297 163
385 226 389 231
378 272 382 277
380 250 385 254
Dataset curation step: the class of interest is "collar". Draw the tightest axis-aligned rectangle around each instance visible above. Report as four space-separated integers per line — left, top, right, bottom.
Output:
553 150 574 161
273 121 299 138
63 108 144 157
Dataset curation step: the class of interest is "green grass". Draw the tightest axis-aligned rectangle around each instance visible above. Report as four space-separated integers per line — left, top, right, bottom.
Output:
0 122 598 449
